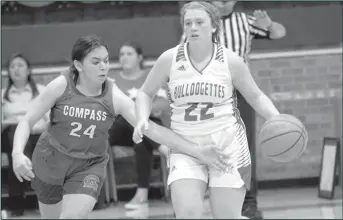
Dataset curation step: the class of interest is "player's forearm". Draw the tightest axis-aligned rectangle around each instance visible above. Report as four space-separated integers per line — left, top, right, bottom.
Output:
268 22 286 39
249 94 280 120
144 121 200 158
135 91 153 122
12 120 31 156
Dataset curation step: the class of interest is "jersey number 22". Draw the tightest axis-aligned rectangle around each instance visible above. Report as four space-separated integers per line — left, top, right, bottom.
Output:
184 102 214 121
70 122 96 139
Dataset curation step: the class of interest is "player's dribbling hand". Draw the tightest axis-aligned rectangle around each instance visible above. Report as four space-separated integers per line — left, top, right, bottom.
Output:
12 153 35 182
197 145 234 172
132 120 149 144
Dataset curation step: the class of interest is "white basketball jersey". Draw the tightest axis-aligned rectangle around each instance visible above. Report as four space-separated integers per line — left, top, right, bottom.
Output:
168 42 241 136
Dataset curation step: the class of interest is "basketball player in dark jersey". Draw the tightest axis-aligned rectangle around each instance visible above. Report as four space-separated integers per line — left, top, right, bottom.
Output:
11 35 231 219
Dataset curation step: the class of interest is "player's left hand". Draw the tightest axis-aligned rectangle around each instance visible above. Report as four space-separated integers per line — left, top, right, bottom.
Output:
253 10 272 29
132 119 149 144
197 145 235 172
12 153 35 182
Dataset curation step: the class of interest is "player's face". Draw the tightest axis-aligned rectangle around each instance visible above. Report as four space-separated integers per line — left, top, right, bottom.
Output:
119 45 142 71
81 46 109 83
9 57 30 83
211 1 237 16
183 9 214 43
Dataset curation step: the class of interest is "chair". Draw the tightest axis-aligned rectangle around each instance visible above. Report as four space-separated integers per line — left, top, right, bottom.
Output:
104 141 170 205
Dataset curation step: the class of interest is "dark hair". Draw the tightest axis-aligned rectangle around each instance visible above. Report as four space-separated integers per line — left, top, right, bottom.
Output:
180 1 222 43
3 53 39 102
119 41 144 69
69 35 108 81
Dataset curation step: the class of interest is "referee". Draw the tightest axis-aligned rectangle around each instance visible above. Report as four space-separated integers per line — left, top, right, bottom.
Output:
211 1 286 219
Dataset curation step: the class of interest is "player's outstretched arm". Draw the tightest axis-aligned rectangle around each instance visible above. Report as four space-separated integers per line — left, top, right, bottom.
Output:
111 85 231 171
12 75 67 156
134 49 174 139
227 50 280 120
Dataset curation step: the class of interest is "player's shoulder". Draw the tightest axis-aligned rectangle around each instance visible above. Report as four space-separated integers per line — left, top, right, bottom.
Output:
159 47 177 61
106 77 115 86
53 72 69 86
223 47 245 65
154 47 178 68
107 77 115 83
160 44 184 60
57 69 72 84
44 73 68 95
109 80 129 114
36 83 46 93
110 80 122 95
106 77 117 96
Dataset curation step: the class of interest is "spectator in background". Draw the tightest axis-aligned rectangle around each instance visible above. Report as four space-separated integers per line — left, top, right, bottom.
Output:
1 53 49 217
211 1 286 218
108 42 169 209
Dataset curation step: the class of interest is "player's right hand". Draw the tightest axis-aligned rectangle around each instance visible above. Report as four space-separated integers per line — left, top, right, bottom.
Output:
132 119 149 144
197 145 234 172
12 153 35 182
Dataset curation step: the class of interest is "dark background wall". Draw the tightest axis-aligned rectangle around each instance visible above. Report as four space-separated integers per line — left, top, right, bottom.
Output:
1 1 342 67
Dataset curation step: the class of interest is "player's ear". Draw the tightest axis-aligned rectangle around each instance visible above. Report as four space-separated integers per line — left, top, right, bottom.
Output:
73 60 83 73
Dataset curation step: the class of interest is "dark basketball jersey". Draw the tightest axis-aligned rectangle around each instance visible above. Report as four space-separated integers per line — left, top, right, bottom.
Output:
113 70 152 101
111 70 169 121
46 72 116 159
113 70 170 101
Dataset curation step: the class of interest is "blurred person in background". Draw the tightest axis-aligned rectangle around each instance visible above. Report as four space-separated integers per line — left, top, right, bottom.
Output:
211 1 286 218
108 42 170 210
1 53 49 217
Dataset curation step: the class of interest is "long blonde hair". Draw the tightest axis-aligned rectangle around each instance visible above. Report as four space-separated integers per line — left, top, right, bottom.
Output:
180 1 223 43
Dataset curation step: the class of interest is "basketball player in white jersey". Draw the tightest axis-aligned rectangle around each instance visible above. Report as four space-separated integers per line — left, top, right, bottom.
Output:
133 2 280 219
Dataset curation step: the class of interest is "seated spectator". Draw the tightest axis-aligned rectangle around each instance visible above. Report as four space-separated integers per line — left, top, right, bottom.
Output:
1 53 49 217
108 42 169 209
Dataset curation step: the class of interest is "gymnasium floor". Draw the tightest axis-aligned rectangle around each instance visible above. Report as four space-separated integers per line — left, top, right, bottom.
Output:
5 186 342 219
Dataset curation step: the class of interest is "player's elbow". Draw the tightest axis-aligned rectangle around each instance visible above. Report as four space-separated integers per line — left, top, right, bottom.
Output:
243 91 264 109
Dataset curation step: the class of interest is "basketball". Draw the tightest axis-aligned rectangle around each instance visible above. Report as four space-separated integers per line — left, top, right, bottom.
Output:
258 114 308 163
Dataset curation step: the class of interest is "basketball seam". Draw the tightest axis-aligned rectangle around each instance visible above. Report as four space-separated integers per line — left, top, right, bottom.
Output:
259 130 300 146
298 136 305 157
268 131 303 157
260 119 305 134
259 119 306 135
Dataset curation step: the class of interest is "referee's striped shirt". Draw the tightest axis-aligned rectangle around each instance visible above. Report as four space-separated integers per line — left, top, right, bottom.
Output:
181 12 271 62
220 12 271 62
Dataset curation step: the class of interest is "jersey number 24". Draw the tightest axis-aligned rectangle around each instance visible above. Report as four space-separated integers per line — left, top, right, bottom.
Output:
69 122 96 139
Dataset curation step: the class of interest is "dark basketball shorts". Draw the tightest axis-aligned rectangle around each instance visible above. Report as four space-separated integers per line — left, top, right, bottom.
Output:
31 134 109 205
